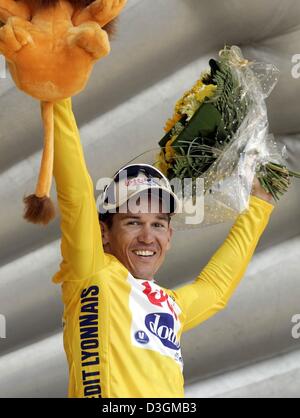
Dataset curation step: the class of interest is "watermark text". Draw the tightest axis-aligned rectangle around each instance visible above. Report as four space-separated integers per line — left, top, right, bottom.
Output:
291 314 300 339
0 314 6 339
291 54 300 79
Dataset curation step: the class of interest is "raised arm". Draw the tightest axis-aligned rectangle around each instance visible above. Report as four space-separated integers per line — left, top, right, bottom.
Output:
52 98 106 282
174 195 274 333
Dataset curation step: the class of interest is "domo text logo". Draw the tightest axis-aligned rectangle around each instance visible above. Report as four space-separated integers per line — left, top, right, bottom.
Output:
145 313 180 350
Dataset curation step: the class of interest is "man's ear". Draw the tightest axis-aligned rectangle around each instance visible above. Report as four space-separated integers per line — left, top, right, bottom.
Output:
166 225 173 251
100 221 110 246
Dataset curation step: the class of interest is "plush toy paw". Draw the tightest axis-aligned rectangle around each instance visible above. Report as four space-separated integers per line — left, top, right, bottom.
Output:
0 0 31 23
90 0 127 26
72 0 127 27
0 16 33 58
8 16 33 44
67 22 110 59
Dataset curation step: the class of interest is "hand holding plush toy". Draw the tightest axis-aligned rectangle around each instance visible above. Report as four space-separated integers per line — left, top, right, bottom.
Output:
0 0 127 224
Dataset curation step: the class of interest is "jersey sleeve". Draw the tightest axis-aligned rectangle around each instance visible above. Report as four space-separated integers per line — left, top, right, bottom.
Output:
174 195 274 333
52 98 106 282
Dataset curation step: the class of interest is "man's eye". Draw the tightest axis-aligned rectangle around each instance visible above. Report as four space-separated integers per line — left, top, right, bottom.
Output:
154 223 165 228
127 221 139 226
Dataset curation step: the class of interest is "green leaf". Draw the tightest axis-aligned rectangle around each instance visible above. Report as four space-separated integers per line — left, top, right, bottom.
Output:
158 129 173 148
172 103 222 149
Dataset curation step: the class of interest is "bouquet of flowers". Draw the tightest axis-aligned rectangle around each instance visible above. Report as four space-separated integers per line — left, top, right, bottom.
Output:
152 45 300 227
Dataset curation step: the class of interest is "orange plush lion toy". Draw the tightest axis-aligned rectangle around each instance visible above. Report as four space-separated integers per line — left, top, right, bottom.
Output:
0 0 127 224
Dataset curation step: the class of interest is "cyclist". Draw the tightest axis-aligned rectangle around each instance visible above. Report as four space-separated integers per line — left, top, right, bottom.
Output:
52 98 274 398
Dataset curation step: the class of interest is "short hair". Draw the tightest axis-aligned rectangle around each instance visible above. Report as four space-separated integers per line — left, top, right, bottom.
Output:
99 211 172 230
98 211 117 229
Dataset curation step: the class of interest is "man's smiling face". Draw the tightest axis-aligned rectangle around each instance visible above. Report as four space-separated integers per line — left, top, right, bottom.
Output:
100 193 173 280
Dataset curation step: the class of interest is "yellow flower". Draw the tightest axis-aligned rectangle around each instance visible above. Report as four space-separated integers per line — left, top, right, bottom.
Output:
175 79 217 120
158 73 217 176
155 133 178 175
164 113 181 133
195 83 216 103
165 135 177 162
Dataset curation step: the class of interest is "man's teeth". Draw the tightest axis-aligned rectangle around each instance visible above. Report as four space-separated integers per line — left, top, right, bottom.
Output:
134 250 155 257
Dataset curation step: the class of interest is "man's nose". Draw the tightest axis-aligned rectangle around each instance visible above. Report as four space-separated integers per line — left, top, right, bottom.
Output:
137 225 154 244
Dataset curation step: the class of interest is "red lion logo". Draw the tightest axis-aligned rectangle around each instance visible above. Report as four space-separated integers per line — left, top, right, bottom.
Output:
142 282 178 320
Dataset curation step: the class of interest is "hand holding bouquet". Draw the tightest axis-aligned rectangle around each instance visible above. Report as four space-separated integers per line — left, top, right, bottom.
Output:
154 46 300 227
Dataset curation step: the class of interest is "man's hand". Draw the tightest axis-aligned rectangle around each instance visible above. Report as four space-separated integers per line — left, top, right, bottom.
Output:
251 176 274 204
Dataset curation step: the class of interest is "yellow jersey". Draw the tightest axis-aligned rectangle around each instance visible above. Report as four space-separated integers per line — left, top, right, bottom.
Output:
52 98 274 398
